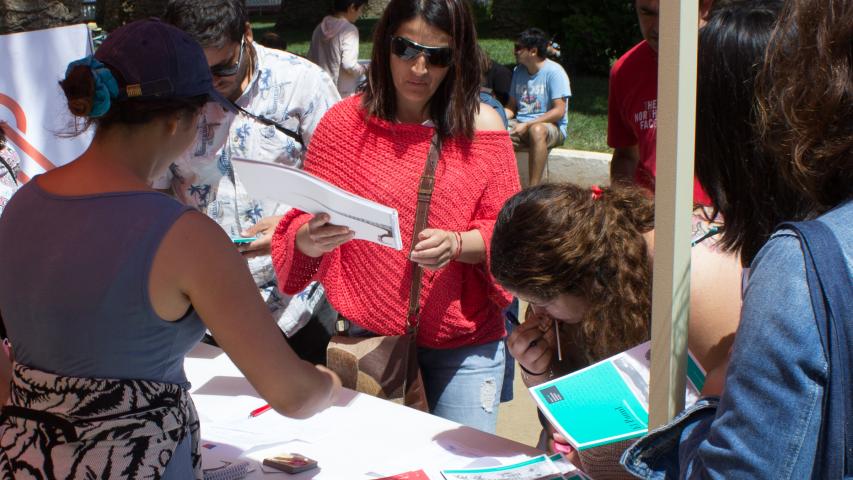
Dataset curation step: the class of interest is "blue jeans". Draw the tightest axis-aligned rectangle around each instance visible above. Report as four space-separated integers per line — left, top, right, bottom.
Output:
345 323 506 434
418 339 506 434
501 298 520 402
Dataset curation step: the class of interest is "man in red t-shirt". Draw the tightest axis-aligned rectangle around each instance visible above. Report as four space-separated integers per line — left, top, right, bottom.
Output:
608 0 713 205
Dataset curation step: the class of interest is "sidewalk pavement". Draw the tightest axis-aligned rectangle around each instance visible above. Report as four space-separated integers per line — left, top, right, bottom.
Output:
496 300 542 448
515 148 612 188
496 357 541 447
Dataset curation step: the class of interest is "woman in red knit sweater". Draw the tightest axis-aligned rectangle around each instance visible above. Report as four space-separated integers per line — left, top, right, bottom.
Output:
271 0 519 432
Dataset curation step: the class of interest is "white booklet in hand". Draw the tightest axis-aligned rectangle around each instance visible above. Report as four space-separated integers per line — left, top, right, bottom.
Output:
529 341 706 451
232 157 403 250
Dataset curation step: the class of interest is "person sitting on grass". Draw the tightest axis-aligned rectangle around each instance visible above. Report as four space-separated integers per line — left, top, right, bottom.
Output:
506 28 571 186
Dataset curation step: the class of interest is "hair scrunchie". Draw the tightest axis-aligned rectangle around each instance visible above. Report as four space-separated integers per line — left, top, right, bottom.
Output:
65 56 119 118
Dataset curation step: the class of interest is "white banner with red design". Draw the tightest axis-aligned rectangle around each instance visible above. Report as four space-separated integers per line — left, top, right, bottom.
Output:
0 24 93 182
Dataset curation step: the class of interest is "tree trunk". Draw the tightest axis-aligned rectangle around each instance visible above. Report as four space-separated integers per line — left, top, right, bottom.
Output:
101 0 168 30
0 0 82 33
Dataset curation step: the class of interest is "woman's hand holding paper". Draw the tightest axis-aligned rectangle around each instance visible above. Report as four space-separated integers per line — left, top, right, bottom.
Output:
296 213 355 258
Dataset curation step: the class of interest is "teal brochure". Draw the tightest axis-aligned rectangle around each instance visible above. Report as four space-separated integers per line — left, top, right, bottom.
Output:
441 454 589 480
530 342 705 451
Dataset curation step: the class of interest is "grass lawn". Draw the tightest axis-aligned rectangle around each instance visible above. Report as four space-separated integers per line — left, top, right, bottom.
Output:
565 75 610 153
251 17 610 153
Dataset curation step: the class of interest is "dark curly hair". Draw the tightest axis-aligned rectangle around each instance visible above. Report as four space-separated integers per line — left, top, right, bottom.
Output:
491 183 654 359
756 0 853 210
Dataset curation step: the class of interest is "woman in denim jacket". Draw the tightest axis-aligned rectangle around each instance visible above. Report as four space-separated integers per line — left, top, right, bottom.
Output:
621 0 853 477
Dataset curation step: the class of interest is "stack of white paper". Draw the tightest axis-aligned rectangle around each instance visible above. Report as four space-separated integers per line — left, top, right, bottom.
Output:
232 157 402 250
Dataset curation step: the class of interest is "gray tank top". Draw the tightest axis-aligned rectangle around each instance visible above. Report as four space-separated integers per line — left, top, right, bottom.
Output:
0 179 205 386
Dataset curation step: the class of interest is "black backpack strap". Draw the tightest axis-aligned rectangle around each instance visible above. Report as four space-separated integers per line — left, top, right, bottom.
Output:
779 220 852 478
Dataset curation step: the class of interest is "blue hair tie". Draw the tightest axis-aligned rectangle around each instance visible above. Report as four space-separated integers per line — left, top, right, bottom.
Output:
65 56 119 118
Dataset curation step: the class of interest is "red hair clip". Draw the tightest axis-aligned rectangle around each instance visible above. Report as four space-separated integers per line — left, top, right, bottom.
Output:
590 185 603 200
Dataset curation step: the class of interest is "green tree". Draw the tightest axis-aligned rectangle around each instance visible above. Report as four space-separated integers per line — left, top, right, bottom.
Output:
275 0 329 30
274 0 389 30
361 0 389 18
489 0 527 37
101 0 169 30
526 0 640 75
0 0 81 33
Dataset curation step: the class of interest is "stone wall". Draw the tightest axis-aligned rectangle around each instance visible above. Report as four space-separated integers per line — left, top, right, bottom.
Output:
515 149 612 188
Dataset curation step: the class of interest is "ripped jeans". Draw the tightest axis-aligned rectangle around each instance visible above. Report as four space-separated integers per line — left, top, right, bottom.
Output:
345 323 505 433
418 339 506 434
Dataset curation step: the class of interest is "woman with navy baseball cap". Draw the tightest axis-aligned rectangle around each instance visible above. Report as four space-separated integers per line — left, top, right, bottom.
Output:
0 19 340 479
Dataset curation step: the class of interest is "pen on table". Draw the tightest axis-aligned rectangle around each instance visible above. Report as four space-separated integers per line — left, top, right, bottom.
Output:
249 404 271 418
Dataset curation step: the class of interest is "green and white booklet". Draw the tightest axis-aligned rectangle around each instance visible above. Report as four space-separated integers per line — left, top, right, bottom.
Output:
441 453 589 480
530 341 706 451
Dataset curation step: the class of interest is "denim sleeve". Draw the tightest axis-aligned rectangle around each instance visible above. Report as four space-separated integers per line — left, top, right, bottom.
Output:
680 232 827 479
621 398 719 479
622 232 827 479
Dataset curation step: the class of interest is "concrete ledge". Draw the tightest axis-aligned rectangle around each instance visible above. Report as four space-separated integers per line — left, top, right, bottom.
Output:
515 148 612 188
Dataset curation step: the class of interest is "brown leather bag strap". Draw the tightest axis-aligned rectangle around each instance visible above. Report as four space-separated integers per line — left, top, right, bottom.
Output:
407 133 442 329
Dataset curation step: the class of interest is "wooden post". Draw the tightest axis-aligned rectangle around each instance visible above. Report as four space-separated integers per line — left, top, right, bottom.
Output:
648 0 698 428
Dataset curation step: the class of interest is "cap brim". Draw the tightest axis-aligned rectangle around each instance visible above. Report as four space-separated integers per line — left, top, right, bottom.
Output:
209 88 238 114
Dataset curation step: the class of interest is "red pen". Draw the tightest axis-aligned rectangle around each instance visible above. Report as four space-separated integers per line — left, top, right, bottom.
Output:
249 404 271 418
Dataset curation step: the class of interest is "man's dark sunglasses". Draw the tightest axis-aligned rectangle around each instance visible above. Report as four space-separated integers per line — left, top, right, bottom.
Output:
210 36 245 77
390 36 452 67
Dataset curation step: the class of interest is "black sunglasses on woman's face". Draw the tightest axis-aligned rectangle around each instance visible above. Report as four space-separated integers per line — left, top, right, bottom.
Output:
210 36 245 77
390 36 452 67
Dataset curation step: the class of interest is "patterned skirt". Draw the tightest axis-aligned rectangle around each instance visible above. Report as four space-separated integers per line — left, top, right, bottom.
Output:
0 362 201 479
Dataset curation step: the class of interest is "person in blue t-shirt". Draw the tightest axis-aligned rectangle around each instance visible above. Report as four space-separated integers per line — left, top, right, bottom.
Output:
507 28 571 186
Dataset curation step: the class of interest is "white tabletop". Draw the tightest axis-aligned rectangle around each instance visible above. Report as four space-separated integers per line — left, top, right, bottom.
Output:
185 342 543 479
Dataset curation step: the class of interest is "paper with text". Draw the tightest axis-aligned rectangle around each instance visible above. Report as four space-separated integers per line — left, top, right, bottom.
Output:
232 157 402 250
530 342 706 450
441 454 588 480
